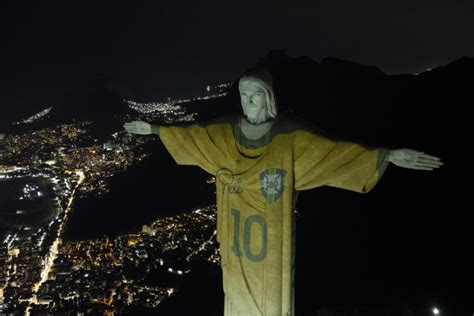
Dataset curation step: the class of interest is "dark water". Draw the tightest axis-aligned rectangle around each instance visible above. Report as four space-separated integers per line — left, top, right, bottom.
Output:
62 139 215 241
0 176 58 235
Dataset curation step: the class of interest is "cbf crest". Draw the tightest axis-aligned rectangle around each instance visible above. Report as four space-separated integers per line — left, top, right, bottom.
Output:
259 168 287 204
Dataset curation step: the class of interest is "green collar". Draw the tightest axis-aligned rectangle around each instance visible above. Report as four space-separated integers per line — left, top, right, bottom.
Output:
231 116 279 149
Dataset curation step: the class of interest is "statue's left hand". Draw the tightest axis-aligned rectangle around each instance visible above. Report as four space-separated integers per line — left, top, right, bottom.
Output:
388 148 443 170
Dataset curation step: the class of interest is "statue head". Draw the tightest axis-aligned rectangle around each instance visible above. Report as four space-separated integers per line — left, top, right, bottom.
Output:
238 68 277 124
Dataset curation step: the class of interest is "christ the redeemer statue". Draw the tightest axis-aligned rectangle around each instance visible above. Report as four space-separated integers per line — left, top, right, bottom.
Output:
123 67 443 316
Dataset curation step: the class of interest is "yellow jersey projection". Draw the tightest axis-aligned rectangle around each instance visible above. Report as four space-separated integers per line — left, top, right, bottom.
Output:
158 113 389 316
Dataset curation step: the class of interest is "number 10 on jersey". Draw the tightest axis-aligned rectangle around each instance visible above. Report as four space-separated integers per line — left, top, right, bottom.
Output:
230 208 267 262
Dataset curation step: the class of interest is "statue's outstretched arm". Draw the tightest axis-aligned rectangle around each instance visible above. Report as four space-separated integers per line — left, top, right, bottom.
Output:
387 148 443 171
123 120 222 174
123 121 160 136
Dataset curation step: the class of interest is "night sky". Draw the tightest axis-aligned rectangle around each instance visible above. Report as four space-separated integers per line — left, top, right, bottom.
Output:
1 0 473 109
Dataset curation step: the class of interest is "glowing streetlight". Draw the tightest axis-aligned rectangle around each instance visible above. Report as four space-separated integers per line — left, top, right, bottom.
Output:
432 307 440 315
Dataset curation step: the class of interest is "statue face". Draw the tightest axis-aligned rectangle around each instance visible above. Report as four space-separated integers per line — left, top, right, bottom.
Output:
239 81 269 124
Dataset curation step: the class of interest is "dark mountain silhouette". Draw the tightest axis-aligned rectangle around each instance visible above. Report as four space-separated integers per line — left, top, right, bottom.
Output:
1 80 135 142
48 83 134 141
52 85 131 123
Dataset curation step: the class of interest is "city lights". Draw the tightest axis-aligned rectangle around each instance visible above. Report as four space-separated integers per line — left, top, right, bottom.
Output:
0 81 228 313
13 107 53 125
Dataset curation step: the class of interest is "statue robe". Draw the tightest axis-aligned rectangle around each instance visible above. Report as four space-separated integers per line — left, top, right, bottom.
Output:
158 114 389 316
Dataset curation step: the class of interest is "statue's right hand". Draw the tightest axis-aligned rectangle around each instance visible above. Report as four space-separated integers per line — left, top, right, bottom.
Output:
123 120 152 135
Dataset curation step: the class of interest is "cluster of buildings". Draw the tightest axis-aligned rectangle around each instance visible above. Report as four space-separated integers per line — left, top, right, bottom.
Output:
124 99 198 124
124 82 230 123
26 206 219 314
0 120 151 199
13 107 53 125
1 202 218 314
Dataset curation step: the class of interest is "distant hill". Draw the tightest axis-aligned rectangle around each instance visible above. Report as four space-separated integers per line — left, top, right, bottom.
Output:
48 84 135 140
1 82 135 141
